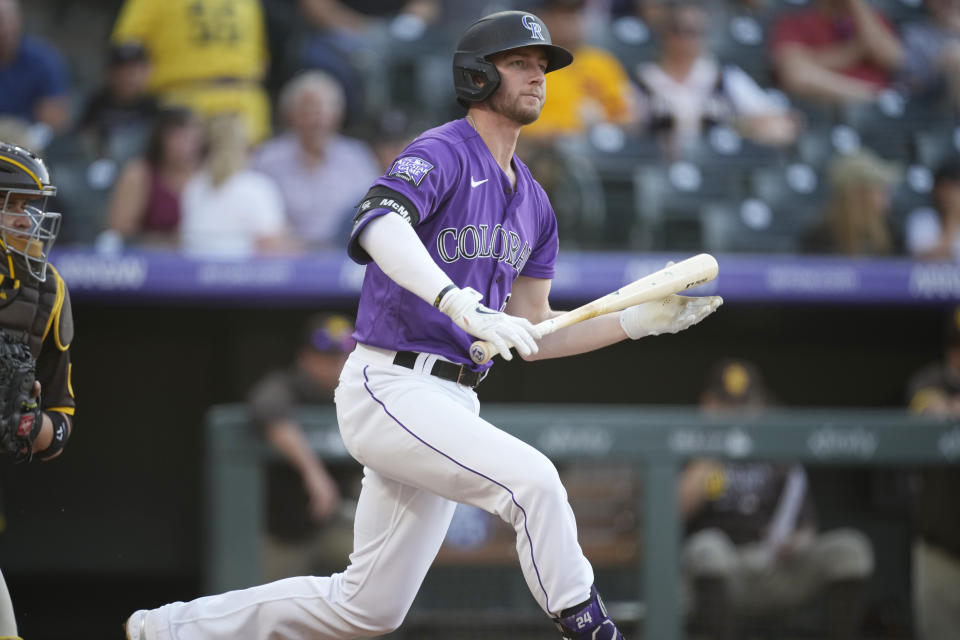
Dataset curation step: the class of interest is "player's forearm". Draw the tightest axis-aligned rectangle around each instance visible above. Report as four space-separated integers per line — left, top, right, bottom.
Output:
524 312 626 361
266 419 331 481
848 0 903 69
358 213 453 307
31 411 71 460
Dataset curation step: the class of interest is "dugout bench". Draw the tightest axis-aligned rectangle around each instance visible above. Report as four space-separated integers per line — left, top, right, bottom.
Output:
205 405 959 639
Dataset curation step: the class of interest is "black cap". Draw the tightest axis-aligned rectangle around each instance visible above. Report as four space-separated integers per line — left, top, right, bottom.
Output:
108 42 148 66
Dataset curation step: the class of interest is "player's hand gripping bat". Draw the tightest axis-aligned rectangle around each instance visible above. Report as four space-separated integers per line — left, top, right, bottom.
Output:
468 253 720 365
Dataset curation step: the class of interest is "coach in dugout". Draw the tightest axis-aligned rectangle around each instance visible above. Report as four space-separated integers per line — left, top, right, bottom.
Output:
679 359 874 640
906 308 960 640
247 313 360 583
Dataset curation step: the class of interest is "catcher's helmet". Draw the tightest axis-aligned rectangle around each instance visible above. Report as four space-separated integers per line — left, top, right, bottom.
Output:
0 142 61 281
453 11 573 108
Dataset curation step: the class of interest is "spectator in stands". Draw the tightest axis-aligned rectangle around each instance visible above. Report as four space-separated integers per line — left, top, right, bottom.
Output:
680 359 874 640
249 313 360 581
906 307 960 640
771 0 903 105
253 71 380 250
635 1 800 156
897 0 960 109
103 107 203 249
801 149 904 255
111 0 272 143
76 42 158 163
180 113 291 258
296 0 440 121
906 157 960 261
520 0 637 139
0 0 70 146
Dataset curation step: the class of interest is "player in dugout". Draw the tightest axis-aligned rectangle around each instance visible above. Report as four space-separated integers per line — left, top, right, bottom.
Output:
0 141 76 639
125 10 722 640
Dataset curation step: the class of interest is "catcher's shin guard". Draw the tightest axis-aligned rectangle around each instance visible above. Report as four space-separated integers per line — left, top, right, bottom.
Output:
553 585 626 640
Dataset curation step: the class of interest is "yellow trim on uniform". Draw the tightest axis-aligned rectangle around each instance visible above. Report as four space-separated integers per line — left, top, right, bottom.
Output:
46 406 74 416
66 362 73 398
0 155 41 188
42 264 66 350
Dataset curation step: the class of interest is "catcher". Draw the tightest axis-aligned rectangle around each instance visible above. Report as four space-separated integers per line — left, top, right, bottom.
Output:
0 141 76 639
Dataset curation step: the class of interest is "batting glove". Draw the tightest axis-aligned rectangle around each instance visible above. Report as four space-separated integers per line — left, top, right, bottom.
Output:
619 294 723 340
438 287 542 361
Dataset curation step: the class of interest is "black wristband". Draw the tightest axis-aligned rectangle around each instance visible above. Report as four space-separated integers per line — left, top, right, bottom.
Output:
35 411 69 461
434 284 457 308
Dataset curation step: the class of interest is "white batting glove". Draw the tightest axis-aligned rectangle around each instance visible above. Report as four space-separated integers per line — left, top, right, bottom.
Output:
438 287 542 361
619 294 723 340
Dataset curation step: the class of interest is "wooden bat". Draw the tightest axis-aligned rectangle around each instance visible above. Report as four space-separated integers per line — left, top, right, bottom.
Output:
469 253 719 365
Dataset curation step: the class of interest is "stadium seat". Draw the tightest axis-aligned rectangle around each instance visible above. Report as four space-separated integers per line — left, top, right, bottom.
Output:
872 0 926 23
751 161 825 211
891 163 935 227
712 13 771 83
840 92 949 162
914 125 960 168
633 160 748 250
594 16 657 77
700 197 816 254
794 123 864 169
683 125 789 172
572 128 664 248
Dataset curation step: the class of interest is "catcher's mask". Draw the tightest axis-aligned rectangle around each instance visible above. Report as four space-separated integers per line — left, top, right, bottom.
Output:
452 10 573 108
0 142 61 282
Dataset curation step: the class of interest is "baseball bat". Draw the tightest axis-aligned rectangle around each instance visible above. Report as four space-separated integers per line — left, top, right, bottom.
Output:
469 253 719 365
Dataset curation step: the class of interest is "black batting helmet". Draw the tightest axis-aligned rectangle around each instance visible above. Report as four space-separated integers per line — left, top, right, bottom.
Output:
453 11 573 108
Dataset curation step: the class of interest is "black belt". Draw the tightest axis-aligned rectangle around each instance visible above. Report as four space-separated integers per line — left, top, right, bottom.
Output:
393 351 485 388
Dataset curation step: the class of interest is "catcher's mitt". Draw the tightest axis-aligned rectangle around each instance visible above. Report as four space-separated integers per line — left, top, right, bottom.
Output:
0 331 41 462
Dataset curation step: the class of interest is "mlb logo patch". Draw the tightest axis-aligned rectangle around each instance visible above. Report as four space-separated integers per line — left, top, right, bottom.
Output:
389 156 435 187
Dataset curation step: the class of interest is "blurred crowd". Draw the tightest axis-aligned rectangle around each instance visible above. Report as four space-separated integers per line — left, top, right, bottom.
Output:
2 0 960 258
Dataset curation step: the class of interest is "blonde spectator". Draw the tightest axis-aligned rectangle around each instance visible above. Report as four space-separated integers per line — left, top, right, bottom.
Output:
111 0 272 143
104 108 203 249
521 0 637 139
801 149 904 256
180 114 290 258
252 71 380 250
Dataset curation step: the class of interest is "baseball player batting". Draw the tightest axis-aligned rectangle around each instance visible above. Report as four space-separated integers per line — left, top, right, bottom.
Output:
125 10 722 640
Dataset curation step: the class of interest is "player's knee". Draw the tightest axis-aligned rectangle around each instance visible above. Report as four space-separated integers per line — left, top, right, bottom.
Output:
522 452 564 498
682 528 737 578
341 603 410 637
818 529 874 580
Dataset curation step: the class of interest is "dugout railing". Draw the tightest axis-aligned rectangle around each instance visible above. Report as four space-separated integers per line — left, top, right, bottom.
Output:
204 405 960 639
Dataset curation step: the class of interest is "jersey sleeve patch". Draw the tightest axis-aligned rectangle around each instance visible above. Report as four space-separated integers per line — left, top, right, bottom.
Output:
388 156 435 187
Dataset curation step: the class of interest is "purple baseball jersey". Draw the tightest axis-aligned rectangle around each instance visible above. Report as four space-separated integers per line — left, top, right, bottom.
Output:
347 118 559 371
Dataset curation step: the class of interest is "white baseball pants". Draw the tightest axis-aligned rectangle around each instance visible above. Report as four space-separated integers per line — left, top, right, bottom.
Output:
137 344 594 638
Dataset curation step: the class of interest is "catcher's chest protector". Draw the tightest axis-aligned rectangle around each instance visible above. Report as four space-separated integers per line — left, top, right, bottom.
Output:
0 265 58 358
